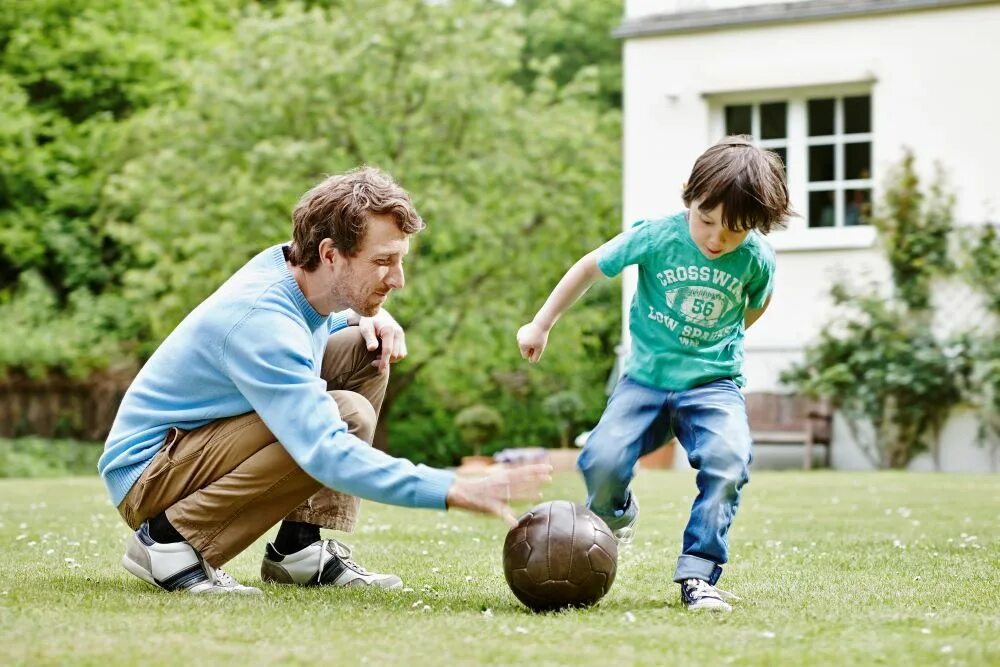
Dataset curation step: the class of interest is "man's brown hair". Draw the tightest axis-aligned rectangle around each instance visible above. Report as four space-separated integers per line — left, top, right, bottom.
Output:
682 135 792 234
288 166 424 270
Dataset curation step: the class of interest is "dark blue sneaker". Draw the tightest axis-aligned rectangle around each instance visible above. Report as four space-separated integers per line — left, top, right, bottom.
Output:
680 578 736 612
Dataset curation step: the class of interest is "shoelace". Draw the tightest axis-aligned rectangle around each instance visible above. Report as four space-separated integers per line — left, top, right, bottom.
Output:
213 568 239 587
684 578 722 601
683 578 740 602
199 557 240 588
320 539 370 575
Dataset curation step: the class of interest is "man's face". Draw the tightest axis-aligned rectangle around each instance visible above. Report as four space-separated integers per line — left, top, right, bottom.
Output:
687 199 749 260
333 214 409 317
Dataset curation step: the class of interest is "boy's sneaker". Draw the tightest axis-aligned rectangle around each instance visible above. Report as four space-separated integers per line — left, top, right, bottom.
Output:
122 521 260 595
260 539 403 588
611 494 640 545
680 578 737 612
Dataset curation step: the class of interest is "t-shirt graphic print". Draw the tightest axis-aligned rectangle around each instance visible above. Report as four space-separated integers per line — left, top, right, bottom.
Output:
597 212 775 391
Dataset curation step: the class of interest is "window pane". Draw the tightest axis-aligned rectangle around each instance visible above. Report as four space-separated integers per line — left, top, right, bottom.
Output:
809 190 836 228
760 102 787 139
844 95 871 134
769 147 788 181
809 144 835 181
725 105 752 135
844 189 871 226
845 142 871 180
808 98 835 136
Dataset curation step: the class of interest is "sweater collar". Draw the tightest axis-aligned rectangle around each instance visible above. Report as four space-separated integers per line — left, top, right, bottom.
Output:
270 245 329 331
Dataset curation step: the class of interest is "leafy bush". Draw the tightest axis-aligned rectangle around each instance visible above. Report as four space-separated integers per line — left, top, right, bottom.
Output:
782 151 967 468
0 438 103 478
454 405 504 458
543 390 585 449
781 287 966 468
958 224 1000 443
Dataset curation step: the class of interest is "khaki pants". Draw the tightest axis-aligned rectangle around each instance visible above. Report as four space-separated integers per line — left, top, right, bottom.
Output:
117 327 387 567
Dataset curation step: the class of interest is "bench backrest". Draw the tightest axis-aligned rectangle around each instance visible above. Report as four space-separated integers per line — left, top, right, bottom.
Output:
745 392 832 443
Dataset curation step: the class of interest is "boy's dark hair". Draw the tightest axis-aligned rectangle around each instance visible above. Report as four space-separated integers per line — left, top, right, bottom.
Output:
682 135 793 234
288 166 424 270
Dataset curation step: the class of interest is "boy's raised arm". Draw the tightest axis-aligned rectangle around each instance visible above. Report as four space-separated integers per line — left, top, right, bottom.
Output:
517 249 606 363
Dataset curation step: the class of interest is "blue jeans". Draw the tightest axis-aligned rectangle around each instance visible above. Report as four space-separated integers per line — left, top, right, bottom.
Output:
577 376 752 585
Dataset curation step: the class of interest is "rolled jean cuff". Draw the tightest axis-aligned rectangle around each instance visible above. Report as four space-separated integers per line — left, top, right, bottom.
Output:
674 554 723 585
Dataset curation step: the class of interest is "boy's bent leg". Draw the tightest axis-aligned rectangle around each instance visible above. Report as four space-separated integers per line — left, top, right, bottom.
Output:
578 376 672 530
672 379 752 585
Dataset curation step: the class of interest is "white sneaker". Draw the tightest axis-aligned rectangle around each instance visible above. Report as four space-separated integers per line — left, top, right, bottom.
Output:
261 539 403 588
204 564 263 595
680 578 734 612
122 521 261 595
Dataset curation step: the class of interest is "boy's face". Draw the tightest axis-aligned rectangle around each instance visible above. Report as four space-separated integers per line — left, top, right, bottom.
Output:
687 199 749 260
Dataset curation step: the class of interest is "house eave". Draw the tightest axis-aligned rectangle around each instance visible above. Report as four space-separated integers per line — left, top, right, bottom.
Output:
613 0 1000 39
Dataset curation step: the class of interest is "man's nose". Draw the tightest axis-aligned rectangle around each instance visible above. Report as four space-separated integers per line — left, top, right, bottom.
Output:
386 264 405 289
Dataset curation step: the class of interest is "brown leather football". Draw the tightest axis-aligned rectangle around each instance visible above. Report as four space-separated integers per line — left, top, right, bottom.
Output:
502 500 618 611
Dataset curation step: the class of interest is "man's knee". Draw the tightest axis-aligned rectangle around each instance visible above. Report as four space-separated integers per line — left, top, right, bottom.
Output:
329 390 378 444
323 327 386 387
328 326 367 352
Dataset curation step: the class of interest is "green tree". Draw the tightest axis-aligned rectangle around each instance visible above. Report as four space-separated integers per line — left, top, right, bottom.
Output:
0 0 237 376
92 0 620 458
515 0 623 109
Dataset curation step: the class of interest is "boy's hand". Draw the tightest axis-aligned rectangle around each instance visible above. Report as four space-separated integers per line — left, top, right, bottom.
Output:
517 321 550 363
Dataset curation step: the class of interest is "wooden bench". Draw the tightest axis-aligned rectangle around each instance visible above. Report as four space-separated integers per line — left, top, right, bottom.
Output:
745 392 833 469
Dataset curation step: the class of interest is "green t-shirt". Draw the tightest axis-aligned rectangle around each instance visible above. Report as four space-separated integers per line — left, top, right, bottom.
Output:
597 211 775 391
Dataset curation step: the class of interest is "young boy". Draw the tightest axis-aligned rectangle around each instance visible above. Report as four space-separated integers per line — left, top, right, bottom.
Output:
517 136 790 612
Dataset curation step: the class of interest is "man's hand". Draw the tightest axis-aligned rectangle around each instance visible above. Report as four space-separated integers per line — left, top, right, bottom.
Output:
445 463 553 526
358 309 407 374
516 321 550 363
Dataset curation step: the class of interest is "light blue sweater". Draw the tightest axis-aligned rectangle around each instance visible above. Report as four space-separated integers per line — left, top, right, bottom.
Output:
99 244 454 510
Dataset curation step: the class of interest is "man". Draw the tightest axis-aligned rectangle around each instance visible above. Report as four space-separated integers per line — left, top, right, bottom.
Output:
99 167 549 594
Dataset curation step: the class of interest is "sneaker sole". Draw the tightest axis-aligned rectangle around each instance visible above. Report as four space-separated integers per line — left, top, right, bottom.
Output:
123 554 233 594
262 559 403 589
122 553 160 589
686 599 732 612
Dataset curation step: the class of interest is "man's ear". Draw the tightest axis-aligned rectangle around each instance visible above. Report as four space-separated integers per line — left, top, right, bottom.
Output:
317 238 342 268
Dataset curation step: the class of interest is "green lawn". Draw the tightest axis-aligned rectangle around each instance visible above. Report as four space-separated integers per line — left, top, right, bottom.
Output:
0 471 996 666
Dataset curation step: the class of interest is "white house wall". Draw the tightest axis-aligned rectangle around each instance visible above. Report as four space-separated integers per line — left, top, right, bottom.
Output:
621 3 1000 391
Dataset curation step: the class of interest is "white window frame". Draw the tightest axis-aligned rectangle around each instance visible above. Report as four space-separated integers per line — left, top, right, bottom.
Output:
708 83 877 252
